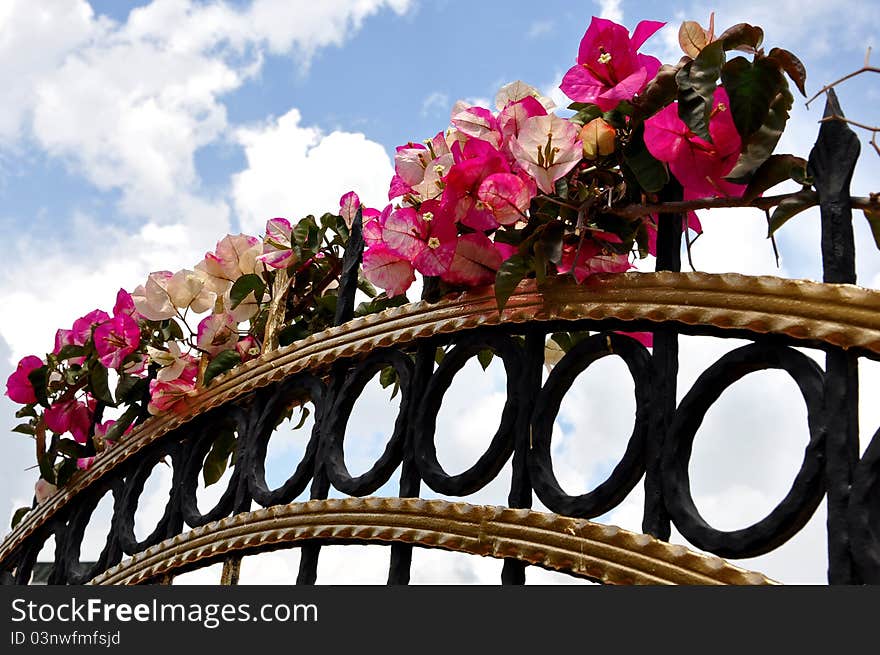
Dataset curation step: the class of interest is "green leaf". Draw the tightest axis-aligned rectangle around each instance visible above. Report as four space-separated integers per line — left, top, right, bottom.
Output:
277 323 311 347
291 406 311 430
27 366 49 408
864 209 880 250
203 350 242 387
435 347 446 365
718 23 764 52
88 360 115 406
320 212 340 230
229 273 265 310
11 507 30 529
103 403 141 443
768 190 817 235
38 453 56 485
633 63 680 119
55 458 79 486
725 85 794 181
15 405 37 419
623 123 669 193
55 344 85 360
12 423 35 436
570 104 603 126
721 56 785 141
56 439 86 458
203 427 237 487
477 349 494 371
739 154 808 201
675 41 725 142
116 374 148 404
767 47 806 96
379 366 398 389
494 254 534 313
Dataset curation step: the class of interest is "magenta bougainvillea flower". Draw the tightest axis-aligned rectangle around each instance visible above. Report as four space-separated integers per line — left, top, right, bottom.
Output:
441 139 510 229
44 398 93 444
441 233 503 286
644 87 744 200
94 313 141 370
560 17 664 111
509 114 583 194
5 355 44 404
558 238 632 284
476 173 534 226
71 309 111 344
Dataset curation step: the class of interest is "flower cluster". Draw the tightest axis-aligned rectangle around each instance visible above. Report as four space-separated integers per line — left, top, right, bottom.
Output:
6 15 808 512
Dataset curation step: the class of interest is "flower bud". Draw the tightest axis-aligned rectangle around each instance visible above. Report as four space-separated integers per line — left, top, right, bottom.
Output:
579 118 616 160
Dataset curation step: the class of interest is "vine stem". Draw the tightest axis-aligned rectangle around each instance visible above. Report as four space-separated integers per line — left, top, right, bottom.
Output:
606 191 877 220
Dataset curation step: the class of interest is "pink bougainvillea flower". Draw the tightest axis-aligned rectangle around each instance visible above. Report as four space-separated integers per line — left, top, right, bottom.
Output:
477 173 535 226
362 204 387 248
132 271 176 321
76 456 96 471
52 329 85 365
618 332 654 347
71 309 111 344
362 245 416 297
148 377 198 415
643 212 703 257
44 398 93 443
644 87 744 200
256 218 296 270
450 103 502 149
394 142 430 188
94 313 141 370
380 200 458 276
509 114 583 194
441 140 510 229
441 233 503 286
94 419 132 444
498 96 548 152
236 336 260 362
5 355 44 404
560 17 665 111
558 239 633 283
35 478 57 504
197 312 239 356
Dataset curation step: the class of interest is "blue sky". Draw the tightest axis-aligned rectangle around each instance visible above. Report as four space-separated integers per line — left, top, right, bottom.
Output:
1 0 879 584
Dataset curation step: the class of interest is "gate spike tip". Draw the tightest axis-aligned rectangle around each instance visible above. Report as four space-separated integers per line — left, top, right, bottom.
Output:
822 88 844 120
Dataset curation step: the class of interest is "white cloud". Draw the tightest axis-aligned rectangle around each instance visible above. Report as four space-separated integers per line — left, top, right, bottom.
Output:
232 109 395 234
596 0 623 23
527 20 555 39
421 91 450 118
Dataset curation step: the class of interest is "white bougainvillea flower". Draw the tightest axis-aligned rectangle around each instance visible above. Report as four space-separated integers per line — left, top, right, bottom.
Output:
197 311 239 356
167 269 216 314
510 114 583 194
131 271 176 321
494 80 557 112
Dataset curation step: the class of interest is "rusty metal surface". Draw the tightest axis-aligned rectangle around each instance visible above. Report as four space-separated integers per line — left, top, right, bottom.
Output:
87 497 776 586
4 271 880 567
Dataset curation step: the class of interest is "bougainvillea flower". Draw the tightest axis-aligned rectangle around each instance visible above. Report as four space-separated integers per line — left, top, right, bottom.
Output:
166 269 216 314
476 173 534 226
389 200 458 276
94 419 130 445
76 457 96 471
197 312 239 356
580 117 617 159
148 377 198 415
362 245 416 297
441 140 510 229
558 240 633 283
196 234 263 293
495 80 556 112
52 329 85 365
94 313 141 370
498 96 547 151
450 103 502 148
113 289 140 321
441 233 503 286
147 342 197 382
35 478 57 504
509 114 583 194
619 332 654 347
71 309 111 344
236 336 260 362
5 355 44 404
362 204 388 248
132 271 176 321
644 87 744 200
394 142 430 188
560 17 665 111
643 212 703 257
257 218 296 269
44 398 92 443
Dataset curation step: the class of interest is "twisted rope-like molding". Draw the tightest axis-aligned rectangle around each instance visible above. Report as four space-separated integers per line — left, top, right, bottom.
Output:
88 498 776 586
5 272 880 566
